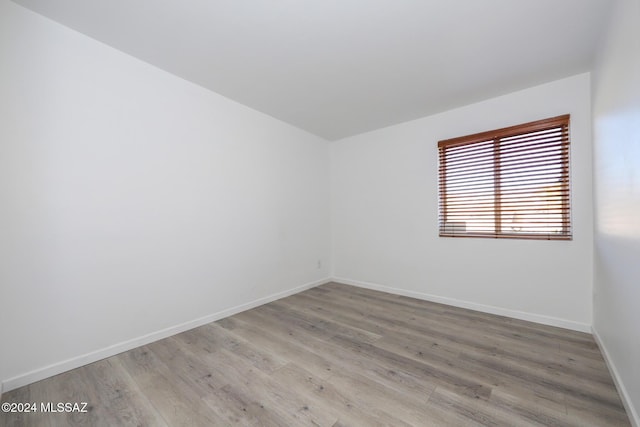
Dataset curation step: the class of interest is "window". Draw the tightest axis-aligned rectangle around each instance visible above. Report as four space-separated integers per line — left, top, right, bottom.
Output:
438 115 571 240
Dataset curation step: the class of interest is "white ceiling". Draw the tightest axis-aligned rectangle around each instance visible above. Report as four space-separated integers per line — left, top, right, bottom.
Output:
12 0 612 140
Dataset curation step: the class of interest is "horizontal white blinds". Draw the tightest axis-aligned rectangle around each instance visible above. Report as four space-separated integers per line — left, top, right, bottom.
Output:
438 115 571 240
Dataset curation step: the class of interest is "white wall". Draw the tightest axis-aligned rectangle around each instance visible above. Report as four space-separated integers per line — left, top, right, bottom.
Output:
0 0 330 392
331 73 594 331
592 0 640 423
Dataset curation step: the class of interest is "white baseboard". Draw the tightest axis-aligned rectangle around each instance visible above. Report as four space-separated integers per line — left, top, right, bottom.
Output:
592 328 639 427
331 276 591 333
1 277 331 394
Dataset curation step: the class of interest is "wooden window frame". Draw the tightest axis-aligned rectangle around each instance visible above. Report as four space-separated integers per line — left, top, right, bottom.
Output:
438 115 571 241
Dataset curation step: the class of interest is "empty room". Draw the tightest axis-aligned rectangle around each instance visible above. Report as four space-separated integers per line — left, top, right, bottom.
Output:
1 0 638 425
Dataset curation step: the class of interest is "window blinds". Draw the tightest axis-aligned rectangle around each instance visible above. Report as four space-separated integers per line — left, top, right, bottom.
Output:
438 115 571 240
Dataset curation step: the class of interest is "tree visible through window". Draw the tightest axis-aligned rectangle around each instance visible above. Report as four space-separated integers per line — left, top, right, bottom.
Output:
438 115 571 240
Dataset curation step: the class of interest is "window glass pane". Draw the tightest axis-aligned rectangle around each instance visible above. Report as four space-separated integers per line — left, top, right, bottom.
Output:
443 141 495 234
498 128 566 235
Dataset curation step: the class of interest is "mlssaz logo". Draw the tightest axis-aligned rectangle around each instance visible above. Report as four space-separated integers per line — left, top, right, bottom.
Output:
40 402 89 413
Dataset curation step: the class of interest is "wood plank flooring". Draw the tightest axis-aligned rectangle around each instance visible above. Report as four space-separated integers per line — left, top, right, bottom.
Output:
0 282 631 426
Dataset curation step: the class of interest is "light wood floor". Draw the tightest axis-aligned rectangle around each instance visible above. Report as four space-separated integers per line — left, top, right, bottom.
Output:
1 282 630 426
